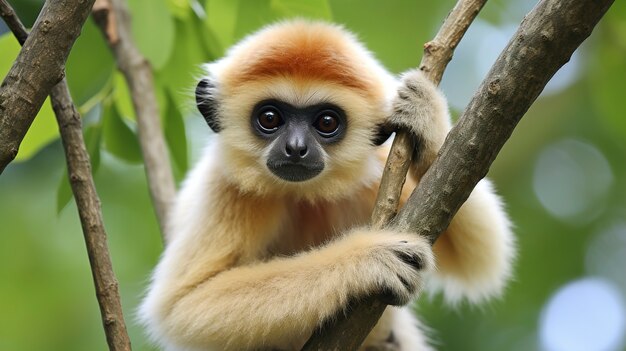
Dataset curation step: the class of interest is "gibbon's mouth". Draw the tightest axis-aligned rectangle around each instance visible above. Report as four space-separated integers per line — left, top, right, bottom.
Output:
266 161 324 182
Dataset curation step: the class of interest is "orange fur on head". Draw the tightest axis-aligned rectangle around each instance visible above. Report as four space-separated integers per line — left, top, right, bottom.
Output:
217 20 389 98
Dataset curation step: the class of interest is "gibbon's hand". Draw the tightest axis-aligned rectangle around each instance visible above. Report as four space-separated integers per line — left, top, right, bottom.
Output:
341 229 435 306
387 69 450 176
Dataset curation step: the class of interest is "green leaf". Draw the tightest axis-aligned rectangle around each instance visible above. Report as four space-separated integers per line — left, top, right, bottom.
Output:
113 71 136 121
127 0 175 70
196 12 223 58
15 98 59 161
56 123 102 213
102 102 143 163
231 0 277 41
328 0 443 73
270 0 332 20
65 19 115 106
590 10 626 139
156 19 211 109
84 123 103 173
164 90 188 174
0 34 60 162
167 0 192 19
56 170 73 214
204 0 240 54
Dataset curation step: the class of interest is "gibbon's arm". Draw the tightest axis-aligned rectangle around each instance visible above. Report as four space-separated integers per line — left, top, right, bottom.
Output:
145 230 433 350
140 147 434 351
390 70 515 304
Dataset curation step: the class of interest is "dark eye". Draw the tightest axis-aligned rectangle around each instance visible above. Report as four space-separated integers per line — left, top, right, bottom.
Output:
256 107 283 133
314 110 340 137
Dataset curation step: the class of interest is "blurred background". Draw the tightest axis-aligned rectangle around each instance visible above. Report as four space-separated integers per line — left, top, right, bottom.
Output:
1 0 625 350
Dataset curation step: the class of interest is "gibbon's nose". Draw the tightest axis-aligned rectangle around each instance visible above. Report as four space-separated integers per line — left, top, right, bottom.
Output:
285 138 308 159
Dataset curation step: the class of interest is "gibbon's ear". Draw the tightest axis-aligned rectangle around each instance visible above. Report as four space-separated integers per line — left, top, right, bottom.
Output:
372 123 394 146
196 78 221 133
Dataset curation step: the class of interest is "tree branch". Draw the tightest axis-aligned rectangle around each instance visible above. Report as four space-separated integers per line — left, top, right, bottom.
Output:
52 81 133 351
304 0 614 349
92 0 176 239
303 0 486 349
0 2 132 350
0 0 97 174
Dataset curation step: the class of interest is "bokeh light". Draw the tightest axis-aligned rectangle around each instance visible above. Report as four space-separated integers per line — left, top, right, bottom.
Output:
586 221 626 294
539 277 626 351
532 139 613 224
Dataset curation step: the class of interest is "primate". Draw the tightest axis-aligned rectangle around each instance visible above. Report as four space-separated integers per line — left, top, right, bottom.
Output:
140 20 515 351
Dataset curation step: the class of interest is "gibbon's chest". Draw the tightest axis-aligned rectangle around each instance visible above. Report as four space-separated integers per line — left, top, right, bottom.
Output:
268 191 377 256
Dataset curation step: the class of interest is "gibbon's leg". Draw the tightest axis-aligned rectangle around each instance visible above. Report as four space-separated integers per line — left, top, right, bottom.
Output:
389 69 515 303
143 228 434 351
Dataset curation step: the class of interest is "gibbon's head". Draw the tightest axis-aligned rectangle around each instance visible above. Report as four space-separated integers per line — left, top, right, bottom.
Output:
196 20 397 200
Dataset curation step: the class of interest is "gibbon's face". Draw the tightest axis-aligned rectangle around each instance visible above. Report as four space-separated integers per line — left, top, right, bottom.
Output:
250 98 346 182
196 21 396 199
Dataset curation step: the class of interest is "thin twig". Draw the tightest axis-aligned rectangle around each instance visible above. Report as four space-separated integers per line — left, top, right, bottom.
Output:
302 0 487 349
0 0 28 44
0 2 132 350
0 0 97 174
303 0 614 349
92 0 176 240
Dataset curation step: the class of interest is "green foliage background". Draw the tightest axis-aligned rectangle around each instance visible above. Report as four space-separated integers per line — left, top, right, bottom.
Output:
1 0 625 350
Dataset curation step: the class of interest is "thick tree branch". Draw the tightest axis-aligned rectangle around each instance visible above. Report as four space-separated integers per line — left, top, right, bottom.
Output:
93 0 175 239
304 0 614 349
303 1 486 349
0 3 132 350
0 0 96 174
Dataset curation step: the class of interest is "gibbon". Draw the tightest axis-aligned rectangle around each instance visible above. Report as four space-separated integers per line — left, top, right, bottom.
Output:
139 20 515 351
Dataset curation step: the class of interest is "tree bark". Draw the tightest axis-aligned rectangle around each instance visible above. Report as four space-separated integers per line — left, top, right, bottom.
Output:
0 0 97 174
303 0 614 350
0 2 132 350
92 0 176 240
